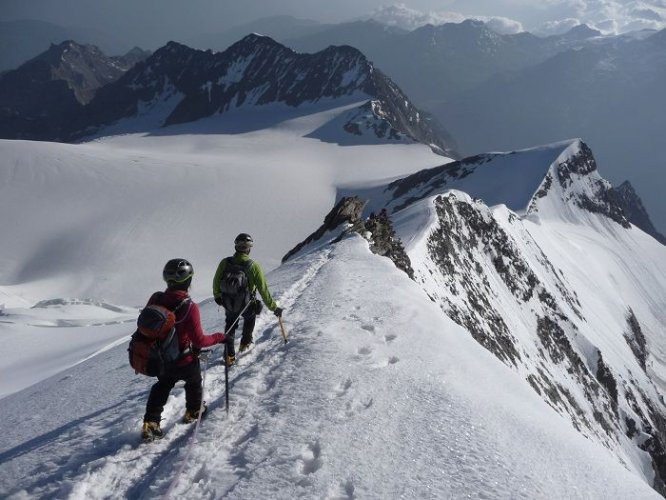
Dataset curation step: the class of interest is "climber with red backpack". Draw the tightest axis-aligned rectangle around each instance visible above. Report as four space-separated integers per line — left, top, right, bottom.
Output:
137 258 226 442
213 233 283 366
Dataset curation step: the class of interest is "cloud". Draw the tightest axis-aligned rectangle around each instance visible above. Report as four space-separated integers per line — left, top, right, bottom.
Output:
630 7 663 20
384 1 666 35
369 3 465 29
531 0 666 33
535 17 584 35
369 3 525 33
482 17 525 34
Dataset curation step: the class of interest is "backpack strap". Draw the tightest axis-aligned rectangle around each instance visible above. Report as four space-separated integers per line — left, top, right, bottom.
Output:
242 259 256 299
174 298 191 324
154 294 192 356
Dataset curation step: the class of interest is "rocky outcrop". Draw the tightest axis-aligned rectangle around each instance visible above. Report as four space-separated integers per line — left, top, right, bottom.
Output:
362 210 414 279
282 197 413 278
611 181 666 244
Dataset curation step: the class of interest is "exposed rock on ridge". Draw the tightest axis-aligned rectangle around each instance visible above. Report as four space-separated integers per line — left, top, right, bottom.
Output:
611 181 666 245
282 197 413 278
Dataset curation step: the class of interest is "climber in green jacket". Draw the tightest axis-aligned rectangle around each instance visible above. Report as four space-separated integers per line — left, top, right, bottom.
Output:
213 233 282 366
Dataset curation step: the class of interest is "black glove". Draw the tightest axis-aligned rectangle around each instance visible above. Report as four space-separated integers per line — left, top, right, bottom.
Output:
254 300 263 315
214 296 223 306
274 307 283 318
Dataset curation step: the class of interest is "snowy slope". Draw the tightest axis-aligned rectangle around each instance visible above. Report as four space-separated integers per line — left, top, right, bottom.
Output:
0 101 445 310
1 99 664 496
0 236 659 499
337 138 666 492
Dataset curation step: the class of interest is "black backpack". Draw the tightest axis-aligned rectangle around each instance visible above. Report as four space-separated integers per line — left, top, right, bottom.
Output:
128 296 190 377
219 257 254 313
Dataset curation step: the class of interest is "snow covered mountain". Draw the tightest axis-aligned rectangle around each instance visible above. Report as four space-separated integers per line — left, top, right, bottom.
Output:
292 138 666 494
0 40 149 141
1 131 664 497
77 34 455 155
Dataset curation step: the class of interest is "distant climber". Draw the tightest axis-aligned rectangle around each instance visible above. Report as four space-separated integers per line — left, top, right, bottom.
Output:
141 259 226 442
213 233 282 366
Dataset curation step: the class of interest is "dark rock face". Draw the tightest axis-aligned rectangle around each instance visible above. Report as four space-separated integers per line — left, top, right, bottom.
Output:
625 308 648 371
427 196 521 366
611 181 666 244
362 210 414 279
0 41 147 141
77 35 455 154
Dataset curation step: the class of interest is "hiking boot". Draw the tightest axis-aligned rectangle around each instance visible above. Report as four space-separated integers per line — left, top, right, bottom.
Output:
141 421 163 442
239 342 253 353
225 354 236 367
183 403 208 424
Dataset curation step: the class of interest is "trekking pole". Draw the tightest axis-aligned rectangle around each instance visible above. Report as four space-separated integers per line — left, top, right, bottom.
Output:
278 316 288 344
224 344 230 415
221 300 251 416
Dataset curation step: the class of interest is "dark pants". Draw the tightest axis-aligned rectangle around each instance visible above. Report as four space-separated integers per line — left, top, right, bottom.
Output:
144 359 202 423
224 304 256 357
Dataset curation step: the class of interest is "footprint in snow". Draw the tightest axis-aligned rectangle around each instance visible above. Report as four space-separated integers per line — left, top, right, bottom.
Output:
334 378 353 397
384 334 397 343
327 478 356 499
357 346 372 356
360 324 375 333
300 440 323 475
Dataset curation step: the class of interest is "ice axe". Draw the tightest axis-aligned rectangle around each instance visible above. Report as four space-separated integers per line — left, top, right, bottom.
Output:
278 316 288 344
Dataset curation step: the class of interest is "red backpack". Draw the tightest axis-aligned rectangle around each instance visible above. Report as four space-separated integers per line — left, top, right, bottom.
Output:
128 296 190 376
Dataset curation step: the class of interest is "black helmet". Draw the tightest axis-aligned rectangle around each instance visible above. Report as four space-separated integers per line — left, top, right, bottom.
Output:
163 258 194 284
234 233 253 253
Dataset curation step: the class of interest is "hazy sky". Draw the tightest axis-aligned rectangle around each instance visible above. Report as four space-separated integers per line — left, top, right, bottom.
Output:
2 0 665 47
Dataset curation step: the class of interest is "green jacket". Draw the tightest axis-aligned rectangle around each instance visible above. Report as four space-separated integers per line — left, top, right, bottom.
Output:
212 252 278 311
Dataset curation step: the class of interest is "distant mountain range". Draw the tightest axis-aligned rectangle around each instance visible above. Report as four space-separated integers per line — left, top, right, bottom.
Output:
0 35 457 156
2 16 664 233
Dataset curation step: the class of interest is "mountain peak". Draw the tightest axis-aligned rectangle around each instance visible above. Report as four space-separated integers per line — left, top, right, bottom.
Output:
227 32 288 53
155 40 194 58
562 24 602 40
32 40 105 67
0 39 135 139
